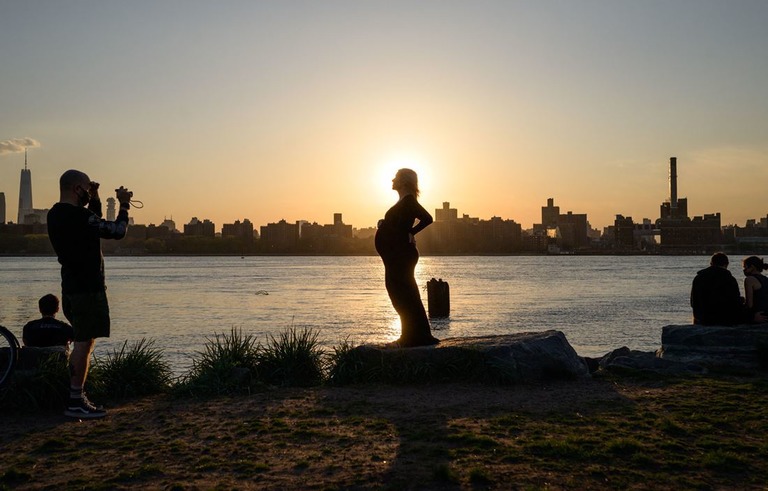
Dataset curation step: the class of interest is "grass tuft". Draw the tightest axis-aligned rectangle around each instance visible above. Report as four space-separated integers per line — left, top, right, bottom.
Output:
326 338 368 385
89 338 173 401
257 327 325 387
177 328 261 396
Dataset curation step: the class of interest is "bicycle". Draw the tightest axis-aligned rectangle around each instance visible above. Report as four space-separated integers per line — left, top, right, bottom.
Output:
0 324 20 388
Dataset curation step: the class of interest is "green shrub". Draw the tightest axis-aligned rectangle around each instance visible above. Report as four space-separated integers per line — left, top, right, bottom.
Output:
326 338 369 385
89 338 172 401
257 327 325 387
177 328 261 396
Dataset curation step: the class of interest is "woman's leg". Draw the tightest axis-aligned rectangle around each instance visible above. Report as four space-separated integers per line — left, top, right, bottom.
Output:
384 248 435 346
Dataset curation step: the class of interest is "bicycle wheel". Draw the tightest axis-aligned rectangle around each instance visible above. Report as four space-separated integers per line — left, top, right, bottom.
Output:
0 324 20 388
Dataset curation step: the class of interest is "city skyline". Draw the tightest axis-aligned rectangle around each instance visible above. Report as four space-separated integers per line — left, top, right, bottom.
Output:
0 156 768 234
2 155 768 233
2 2 767 230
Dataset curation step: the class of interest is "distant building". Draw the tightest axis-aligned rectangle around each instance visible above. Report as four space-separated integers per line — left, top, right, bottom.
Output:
656 157 721 252
126 224 147 240
295 214 354 252
260 219 299 251
106 198 116 221
17 160 32 224
521 229 549 253
557 211 588 250
420 204 521 253
21 210 49 225
16 151 48 225
722 215 768 252
353 227 376 240
184 217 215 237
326 213 353 239
541 198 559 228
477 216 522 252
528 198 588 251
146 224 171 239
0 192 5 224
614 215 635 249
659 157 688 220
222 219 255 241
659 213 722 252
161 217 178 233
435 202 458 222
614 215 659 251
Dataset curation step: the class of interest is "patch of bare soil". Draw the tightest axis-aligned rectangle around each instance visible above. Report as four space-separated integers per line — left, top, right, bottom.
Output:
0 378 719 490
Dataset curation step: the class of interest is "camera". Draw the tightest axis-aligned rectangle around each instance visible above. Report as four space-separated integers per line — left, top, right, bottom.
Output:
115 186 133 199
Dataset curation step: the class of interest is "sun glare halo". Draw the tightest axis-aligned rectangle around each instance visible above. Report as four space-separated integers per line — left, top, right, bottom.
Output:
374 154 434 202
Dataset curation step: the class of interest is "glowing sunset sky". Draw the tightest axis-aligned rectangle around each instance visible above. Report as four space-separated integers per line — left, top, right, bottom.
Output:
1 1 766 230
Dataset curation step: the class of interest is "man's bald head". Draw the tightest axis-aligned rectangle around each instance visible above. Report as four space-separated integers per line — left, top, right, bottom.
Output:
59 170 90 192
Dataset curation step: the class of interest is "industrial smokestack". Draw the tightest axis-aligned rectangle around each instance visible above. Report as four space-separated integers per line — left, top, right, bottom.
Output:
669 157 678 208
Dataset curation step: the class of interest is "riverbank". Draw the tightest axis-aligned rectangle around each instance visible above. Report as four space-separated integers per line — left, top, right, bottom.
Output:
2 372 767 490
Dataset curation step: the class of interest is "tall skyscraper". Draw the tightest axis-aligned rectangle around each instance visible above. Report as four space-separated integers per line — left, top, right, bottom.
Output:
17 149 33 224
0 192 6 224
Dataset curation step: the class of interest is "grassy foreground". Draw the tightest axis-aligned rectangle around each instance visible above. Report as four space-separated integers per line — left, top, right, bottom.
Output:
2 372 768 490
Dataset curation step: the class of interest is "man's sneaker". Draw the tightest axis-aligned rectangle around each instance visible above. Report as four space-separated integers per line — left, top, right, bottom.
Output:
64 396 107 419
82 393 105 411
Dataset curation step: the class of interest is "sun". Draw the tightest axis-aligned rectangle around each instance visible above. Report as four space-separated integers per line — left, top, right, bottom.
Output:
374 153 434 201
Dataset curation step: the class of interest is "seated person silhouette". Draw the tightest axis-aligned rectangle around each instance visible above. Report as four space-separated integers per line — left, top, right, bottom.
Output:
691 252 766 325
22 294 74 349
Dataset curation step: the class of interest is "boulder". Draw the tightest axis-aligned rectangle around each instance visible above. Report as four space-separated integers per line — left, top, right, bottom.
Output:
596 346 705 374
333 330 590 385
658 324 768 370
16 346 69 371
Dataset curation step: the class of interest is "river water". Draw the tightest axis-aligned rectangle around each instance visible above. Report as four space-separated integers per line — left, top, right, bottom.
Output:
0 255 715 375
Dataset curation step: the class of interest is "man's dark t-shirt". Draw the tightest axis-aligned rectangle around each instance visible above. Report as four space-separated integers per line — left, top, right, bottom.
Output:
690 266 745 325
23 317 74 347
47 200 128 294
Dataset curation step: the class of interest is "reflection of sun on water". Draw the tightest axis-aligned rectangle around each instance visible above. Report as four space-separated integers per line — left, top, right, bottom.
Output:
385 317 401 342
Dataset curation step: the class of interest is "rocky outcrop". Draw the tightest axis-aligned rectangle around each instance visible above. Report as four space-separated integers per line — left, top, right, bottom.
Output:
334 330 590 385
658 324 768 370
593 346 705 374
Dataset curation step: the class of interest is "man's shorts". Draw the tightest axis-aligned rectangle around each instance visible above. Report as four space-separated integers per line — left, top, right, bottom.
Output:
62 291 111 342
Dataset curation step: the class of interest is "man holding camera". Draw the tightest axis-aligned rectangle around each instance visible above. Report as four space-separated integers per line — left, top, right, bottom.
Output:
47 169 132 419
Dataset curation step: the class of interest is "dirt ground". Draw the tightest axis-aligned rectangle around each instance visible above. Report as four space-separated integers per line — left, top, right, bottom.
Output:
0 377 761 490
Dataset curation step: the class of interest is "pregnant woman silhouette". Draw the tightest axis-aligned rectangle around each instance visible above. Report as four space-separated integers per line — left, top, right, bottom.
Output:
375 168 439 347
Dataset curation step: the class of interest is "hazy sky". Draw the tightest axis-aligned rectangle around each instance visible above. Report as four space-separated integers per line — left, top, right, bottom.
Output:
1 1 766 230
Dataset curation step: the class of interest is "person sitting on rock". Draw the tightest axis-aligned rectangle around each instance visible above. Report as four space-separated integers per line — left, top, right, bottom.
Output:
743 256 768 322
691 253 766 325
22 294 75 349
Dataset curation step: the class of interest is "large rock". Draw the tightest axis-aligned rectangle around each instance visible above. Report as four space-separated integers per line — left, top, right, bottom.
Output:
595 346 705 374
332 330 590 385
658 324 768 370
